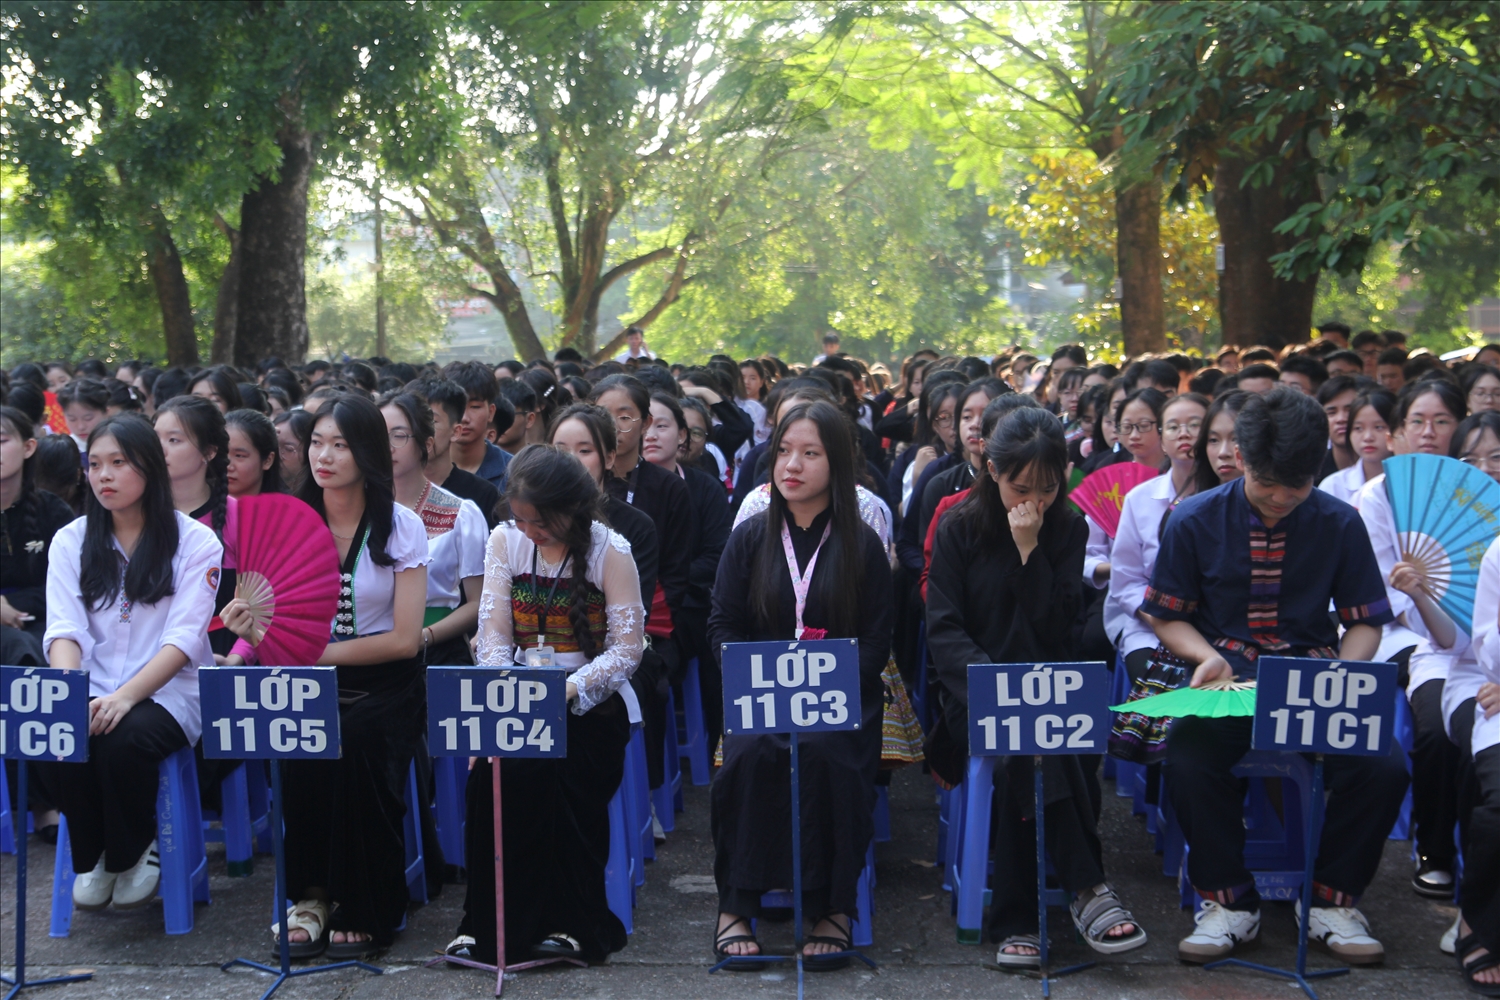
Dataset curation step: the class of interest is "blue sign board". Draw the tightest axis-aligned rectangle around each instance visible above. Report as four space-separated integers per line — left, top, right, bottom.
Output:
200 666 341 759
0 666 90 762
967 662 1111 756
721 639 862 735
427 666 568 758
1252 656 1397 756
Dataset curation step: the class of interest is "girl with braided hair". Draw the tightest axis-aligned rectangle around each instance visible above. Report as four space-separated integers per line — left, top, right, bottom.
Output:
445 444 645 967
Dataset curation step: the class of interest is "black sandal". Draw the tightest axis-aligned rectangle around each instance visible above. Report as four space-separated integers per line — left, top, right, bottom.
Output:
1458 932 1500 996
802 914 853 972
713 916 762 971
532 932 584 961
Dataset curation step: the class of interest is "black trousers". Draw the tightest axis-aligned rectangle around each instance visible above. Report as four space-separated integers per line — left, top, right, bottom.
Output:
34 698 188 873
457 693 630 964
1452 697 1479 851
988 754 1106 941
1464 744 1500 954
282 663 425 947
1165 715 1409 907
1409 678 1460 866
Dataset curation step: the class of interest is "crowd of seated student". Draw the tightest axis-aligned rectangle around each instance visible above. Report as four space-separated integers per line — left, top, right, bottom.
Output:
2 327 1499 992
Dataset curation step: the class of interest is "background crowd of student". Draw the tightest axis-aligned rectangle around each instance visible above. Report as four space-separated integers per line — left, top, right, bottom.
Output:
1 323 1499 990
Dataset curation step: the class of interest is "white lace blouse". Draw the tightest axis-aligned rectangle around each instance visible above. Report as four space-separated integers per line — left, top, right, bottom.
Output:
474 520 645 715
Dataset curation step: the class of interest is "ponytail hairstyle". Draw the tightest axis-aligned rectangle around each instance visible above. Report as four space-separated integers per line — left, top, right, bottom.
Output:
226 408 285 494
102 378 146 413
750 400 864 636
0 406 43 576
504 444 606 659
377 388 437 467
154 394 230 539
297 393 399 567
958 406 1071 546
518 367 562 431
80 415 179 611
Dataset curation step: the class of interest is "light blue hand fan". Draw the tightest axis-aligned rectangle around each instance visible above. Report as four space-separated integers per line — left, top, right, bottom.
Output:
1383 454 1500 636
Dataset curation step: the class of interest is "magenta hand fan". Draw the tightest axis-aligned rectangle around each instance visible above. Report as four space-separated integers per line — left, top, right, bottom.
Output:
1072 462 1159 538
212 494 340 666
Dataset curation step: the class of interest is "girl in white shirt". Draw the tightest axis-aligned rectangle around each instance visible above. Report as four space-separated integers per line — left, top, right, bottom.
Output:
445 445 644 967
39 415 222 913
227 394 428 960
1319 389 1394 506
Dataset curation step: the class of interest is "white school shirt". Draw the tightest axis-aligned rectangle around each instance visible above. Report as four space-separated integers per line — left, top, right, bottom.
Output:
1106 474 1180 657
418 493 488 609
43 511 223 746
1083 514 1112 590
1457 537 1500 754
340 504 430 638
1318 462 1371 506
737 397 771 446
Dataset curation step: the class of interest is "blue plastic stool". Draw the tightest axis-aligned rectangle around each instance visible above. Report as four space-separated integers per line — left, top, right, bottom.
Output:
653 687 684 834
605 784 635 934
1390 691 1414 839
935 785 952 871
402 760 428 907
431 754 468 876
0 767 18 855
202 762 271 876
50 745 212 937
1175 750 1317 910
757 840 876 948
677 658 712 786
949 755 1071 944
873 785 891 844
1103 656 1132 782
622 726 653 882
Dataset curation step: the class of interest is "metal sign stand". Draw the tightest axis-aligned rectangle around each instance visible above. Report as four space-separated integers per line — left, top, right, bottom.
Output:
2 760 93 1000
220 762 383 1000
1029 755 1093 998
1203 754 1347 1000
707 732 877 1000
423 759 585 997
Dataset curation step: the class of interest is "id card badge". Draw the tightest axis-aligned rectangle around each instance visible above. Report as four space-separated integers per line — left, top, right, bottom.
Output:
525 646 555 667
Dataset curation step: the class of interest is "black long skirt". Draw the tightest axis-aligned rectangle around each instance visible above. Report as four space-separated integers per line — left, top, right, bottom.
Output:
282 658 426 947
711 720 880 920
457 692 630 964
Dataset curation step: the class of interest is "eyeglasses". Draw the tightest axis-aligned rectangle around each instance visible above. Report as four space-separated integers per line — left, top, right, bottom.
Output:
1470 389 1500 403
1405 416 1456 433
1163 420 1203 436
1118 421 1158 436
1463 452 1500 472
612 414 640 430
389 430 413 446
932 415 955 428
687 428 708 441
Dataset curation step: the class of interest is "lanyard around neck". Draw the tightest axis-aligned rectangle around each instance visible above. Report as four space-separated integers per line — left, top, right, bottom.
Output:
530 544 567 647
780 518 831 638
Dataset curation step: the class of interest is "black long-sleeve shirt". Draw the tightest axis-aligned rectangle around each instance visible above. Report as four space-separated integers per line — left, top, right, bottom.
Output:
709 510 892 717
606 458 691 624
604 494 658 618
925 505 1087 743
681 465 731 610
708 399 754 463
0 488 77 636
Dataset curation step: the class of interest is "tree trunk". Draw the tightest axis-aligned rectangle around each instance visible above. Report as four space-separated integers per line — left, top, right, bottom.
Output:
480 267 548 363
1116 178 1166 357
1213 144 1320 350
209 215 240 364
145 212 199 367
236 125 313 365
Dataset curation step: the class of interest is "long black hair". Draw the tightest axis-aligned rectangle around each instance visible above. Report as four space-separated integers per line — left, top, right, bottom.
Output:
154 394 230 539
1394 377 1466 428
1192 390 1252 494
548 402 618 456
957 406 1071 546
377 389 437 467
1453 410 1500 466
80 415 179 611
190 365 244 412
750 400 864 636
505 444 607 659
0 406 43 575
226 408 285 494
297 394 399 566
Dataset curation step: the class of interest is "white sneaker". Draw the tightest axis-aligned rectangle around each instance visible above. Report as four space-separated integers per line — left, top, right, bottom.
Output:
1440 913 1461 955
111 841 160 909
1297 902 1384 964
1178 900 1260 962
71 857 117 912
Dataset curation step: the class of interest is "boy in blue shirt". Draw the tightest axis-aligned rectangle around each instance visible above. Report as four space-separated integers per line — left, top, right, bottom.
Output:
1142 388 1408 964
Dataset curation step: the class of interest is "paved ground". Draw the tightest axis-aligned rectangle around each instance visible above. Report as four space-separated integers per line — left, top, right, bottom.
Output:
1 763 1472 999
